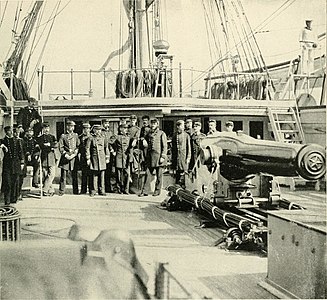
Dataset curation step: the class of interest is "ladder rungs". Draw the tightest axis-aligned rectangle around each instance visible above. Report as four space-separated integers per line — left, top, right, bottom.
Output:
274 120 297 124
279 130 299 133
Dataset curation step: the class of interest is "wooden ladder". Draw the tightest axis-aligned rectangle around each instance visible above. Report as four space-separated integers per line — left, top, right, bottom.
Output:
154 68 172 97
267 107 305 144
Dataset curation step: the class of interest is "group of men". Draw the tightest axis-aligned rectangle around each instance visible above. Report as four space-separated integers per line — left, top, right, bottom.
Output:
0 96 235 203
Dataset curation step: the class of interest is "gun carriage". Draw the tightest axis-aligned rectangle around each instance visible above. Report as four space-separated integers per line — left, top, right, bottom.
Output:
165 132 326 250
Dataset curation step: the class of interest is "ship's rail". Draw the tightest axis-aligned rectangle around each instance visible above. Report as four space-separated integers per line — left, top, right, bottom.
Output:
35 66 311 102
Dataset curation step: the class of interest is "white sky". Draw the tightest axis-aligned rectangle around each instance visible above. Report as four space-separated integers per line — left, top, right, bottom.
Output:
0 0 326 98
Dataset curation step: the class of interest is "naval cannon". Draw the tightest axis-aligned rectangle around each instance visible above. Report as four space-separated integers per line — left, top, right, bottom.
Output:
165 132 326 250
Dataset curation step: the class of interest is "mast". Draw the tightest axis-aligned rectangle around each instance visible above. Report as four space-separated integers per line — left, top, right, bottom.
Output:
4 1 44 76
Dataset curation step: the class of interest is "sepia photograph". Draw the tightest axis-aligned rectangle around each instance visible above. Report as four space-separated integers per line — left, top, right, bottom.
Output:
0 0 326 298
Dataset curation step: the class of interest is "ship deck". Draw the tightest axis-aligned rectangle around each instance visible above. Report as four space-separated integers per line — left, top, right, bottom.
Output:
1 184 325 299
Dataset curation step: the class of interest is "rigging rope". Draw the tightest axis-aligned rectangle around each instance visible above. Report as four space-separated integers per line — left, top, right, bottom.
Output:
0 1 8 30
181 0 297 94
28 1 61 90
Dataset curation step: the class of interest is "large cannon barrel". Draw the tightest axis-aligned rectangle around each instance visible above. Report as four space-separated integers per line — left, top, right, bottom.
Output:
200 132 326 181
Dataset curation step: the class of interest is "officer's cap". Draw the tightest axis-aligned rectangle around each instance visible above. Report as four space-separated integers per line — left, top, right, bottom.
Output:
185 118 193 123
102 118 110 123
4 125 12 132
194 121 201 127
130 114 137 120
66 120 76 126
42 122 50 128
82 122 91 128
92 124 102 130
225 121 234 127
150 118 159 124
28 97 37 103
142 115 150 120
208 119 216 124
13 123 22 129
27 127 34 132
305 18 313 22
176 119 184 125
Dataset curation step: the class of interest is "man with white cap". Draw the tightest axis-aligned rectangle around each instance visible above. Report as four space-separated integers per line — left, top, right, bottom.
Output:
79 122 93 194
58 120 80 195
299 18 318 74
37 122 58 196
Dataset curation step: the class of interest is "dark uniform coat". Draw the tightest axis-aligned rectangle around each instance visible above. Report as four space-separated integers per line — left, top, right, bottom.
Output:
102 129 116 145
171 131 191 171
58 132 80 171
17 106 42 135
37 134 58 167
0 136 25 174
79 133 91 169
113 135 131 169
86 134 109 171
190 132 206 169
146 128 168 168
23 136 40 160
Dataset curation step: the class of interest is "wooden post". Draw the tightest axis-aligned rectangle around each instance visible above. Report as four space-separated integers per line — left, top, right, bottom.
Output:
179 62 182 98
70 68 74 99
10 70 14 128
103 68 106 99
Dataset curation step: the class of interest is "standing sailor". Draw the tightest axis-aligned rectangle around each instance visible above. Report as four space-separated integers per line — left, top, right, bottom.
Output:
17 97 42 137
206 119 219 136
114 124 132 194
299 19 318 74
58 120 80 196
171 120 191 188
128 114 140 175
23 127 40 188
185 119 194 136
37 122 58 196
79 122 93 194
102 118 116 193
13 125 26 201
86 124 110 197
139 118 167 197
0 126 24 204
189 121 206 173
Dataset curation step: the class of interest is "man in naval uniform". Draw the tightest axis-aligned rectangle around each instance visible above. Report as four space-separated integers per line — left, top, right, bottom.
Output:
17 97 42 137
79 122 93 194
299 19 318 74
23 127 40 188
13 125 26 201
102 118 116 193
58 120 80 196
128 114 140 175
113 124 132 194
206 119 220 137
171 119 191 188
139 118 167 197
86 124 110 197
37 122 58 196
138 115 151 170
189 121 206 173
0 126 25 204
225 121 235 133
185 118 194 136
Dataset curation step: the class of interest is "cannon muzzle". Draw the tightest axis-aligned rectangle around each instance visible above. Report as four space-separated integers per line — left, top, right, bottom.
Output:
200 132 326 181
